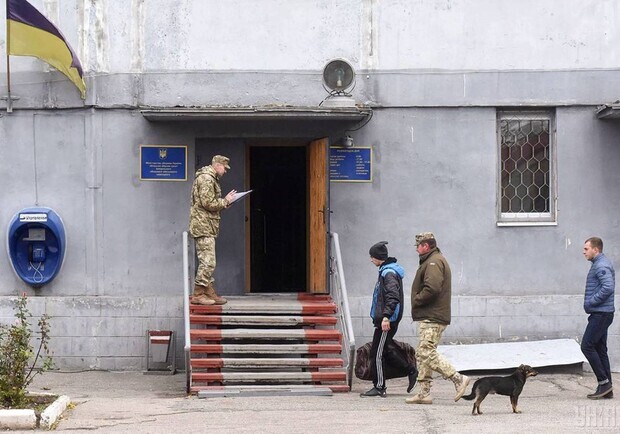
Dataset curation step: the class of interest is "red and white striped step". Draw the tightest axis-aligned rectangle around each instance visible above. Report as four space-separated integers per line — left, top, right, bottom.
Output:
190 296 337 315
191 357 343 369
190 314 337 326
192 371 346 383
190 328 342 342
193 384 350 395
190 343 343 355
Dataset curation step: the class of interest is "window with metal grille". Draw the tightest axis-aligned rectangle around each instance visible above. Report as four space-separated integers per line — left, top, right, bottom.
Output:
497 110 556 225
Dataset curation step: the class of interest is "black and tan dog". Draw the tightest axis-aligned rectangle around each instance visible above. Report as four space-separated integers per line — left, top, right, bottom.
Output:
462 364 538 415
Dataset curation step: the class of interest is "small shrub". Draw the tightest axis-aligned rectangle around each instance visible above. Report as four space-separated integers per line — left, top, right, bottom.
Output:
0 294 53 408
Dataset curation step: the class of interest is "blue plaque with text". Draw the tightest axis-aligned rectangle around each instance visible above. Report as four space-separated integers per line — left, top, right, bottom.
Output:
329 147 372 182
140 145 187 181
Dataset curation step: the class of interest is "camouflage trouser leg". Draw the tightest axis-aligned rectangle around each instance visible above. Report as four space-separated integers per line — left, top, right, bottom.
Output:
195 236 216 287
415 321 457 386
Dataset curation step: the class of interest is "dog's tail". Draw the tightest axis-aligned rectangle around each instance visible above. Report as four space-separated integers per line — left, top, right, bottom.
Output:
461 390 475 401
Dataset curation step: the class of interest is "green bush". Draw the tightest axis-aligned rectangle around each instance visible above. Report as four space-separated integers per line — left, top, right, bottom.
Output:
0 294 53 408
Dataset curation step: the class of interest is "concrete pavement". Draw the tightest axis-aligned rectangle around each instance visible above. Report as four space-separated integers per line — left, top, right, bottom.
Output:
30 370 619 433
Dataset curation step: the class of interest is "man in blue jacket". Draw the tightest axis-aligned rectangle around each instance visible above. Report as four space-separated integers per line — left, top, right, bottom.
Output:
581 237 615 399
360 241 418 397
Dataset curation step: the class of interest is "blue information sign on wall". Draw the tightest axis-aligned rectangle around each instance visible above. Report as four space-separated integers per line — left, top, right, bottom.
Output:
140 145 187 181
329 147 372 182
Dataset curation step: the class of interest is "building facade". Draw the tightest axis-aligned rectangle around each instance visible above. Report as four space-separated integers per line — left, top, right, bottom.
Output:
1 0 619 370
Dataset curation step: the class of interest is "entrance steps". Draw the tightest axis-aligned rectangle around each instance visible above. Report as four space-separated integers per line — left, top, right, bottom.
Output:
189 294 349 395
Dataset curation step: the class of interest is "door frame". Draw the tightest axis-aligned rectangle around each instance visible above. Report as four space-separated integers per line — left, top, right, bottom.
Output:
244 138 330 294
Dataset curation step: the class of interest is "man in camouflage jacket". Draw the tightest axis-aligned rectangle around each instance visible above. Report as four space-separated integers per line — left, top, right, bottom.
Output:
189 155 236 305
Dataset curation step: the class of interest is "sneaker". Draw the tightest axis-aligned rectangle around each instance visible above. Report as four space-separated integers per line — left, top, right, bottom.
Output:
407 368 418 393
360 387 386 398
453 373 471 402
587 382 613 399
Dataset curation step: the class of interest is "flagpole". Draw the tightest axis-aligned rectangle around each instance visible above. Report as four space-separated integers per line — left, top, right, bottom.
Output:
5 0 13 112
6 56 12 114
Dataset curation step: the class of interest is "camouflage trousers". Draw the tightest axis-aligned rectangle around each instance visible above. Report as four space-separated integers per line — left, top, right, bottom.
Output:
415 320 457 385
195 236 216 287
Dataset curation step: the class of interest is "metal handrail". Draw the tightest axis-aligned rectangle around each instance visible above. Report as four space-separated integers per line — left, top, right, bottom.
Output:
182 231 191 394
330 232 356 390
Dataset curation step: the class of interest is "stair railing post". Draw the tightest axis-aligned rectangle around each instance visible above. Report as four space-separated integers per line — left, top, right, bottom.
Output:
330 232 356 390
183 231 191 393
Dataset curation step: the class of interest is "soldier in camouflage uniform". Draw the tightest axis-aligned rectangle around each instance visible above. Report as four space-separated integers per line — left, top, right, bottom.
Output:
189 155 236 305
405 232 470 405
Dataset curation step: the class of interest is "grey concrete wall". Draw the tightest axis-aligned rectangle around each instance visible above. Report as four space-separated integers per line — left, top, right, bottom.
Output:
333 106 620 369
2 102 618 370
0 1 619 370
3 0 620 74
0 110 193 369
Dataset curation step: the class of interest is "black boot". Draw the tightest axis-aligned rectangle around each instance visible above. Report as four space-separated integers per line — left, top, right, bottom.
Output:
407 368 418 393
587 382 613 399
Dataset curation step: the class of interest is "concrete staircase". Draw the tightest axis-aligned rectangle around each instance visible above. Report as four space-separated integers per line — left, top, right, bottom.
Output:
189 294 349 396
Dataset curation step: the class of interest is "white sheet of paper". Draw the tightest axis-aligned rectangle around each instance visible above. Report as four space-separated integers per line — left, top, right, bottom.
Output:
230 190 253 204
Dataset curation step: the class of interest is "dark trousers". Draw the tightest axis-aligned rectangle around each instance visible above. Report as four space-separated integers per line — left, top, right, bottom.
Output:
581 312 614 384
369 322 413 390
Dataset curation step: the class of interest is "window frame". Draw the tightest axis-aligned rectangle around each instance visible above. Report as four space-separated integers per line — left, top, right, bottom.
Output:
496 109 557 227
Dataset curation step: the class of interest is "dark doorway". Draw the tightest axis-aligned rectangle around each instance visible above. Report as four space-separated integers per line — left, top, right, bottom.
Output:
249 146 306 292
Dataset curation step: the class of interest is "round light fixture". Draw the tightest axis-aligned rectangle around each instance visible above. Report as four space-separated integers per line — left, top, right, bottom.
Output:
322 58 355 95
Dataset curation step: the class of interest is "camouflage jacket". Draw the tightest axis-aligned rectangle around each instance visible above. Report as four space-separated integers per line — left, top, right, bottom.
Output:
189 165 228 238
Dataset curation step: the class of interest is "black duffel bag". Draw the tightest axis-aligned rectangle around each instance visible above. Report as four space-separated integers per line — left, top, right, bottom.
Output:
354 339 416 381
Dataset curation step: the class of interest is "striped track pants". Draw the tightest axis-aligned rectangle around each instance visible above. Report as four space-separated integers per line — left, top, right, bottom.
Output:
369 323 411 390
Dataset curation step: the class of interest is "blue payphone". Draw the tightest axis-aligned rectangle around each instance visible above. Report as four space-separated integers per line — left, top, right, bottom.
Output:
6 207 66 288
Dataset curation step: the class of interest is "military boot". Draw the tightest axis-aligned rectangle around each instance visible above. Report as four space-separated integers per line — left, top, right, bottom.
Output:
205 283 227 305
405 381 432 404
191 284 215 305
451 372 471 402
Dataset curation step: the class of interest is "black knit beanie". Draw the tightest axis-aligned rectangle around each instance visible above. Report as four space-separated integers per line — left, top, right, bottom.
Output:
369 241 389 260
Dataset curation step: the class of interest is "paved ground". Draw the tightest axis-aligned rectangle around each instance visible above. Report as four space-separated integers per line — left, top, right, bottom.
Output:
30 370 620 433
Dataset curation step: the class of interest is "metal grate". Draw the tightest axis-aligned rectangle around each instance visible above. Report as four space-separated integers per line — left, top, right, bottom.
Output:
498 111 554 221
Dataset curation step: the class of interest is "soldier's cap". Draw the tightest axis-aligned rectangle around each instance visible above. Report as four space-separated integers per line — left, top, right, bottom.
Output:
212 155 231 169
415 232 436 246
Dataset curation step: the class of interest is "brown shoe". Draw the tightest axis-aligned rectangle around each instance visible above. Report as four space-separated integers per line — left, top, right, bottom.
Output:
191 294 215 305
405 394 433 404
193 284 207 296
452 373 470 402
405 381 432 404
205 284 227 305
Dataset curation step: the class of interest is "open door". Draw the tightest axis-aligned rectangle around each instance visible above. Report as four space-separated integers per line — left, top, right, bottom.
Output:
307 138 329 294
246 139 329 294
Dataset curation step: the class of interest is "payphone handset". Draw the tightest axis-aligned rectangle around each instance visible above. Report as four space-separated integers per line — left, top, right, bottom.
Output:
7 207 66 288
24 228 47 264
30 244 46 263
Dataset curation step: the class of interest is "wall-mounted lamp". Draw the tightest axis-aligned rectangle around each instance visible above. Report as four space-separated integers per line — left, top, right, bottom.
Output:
321 58 356 108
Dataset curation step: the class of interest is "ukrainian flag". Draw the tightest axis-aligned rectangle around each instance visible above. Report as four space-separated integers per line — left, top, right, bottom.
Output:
7 0 86 98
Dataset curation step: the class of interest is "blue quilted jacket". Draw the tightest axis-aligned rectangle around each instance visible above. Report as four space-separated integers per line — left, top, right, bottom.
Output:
370 259 405 325
584 253 615 313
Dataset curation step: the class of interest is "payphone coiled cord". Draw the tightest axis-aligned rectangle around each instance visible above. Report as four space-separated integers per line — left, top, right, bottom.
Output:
29 261 44 283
